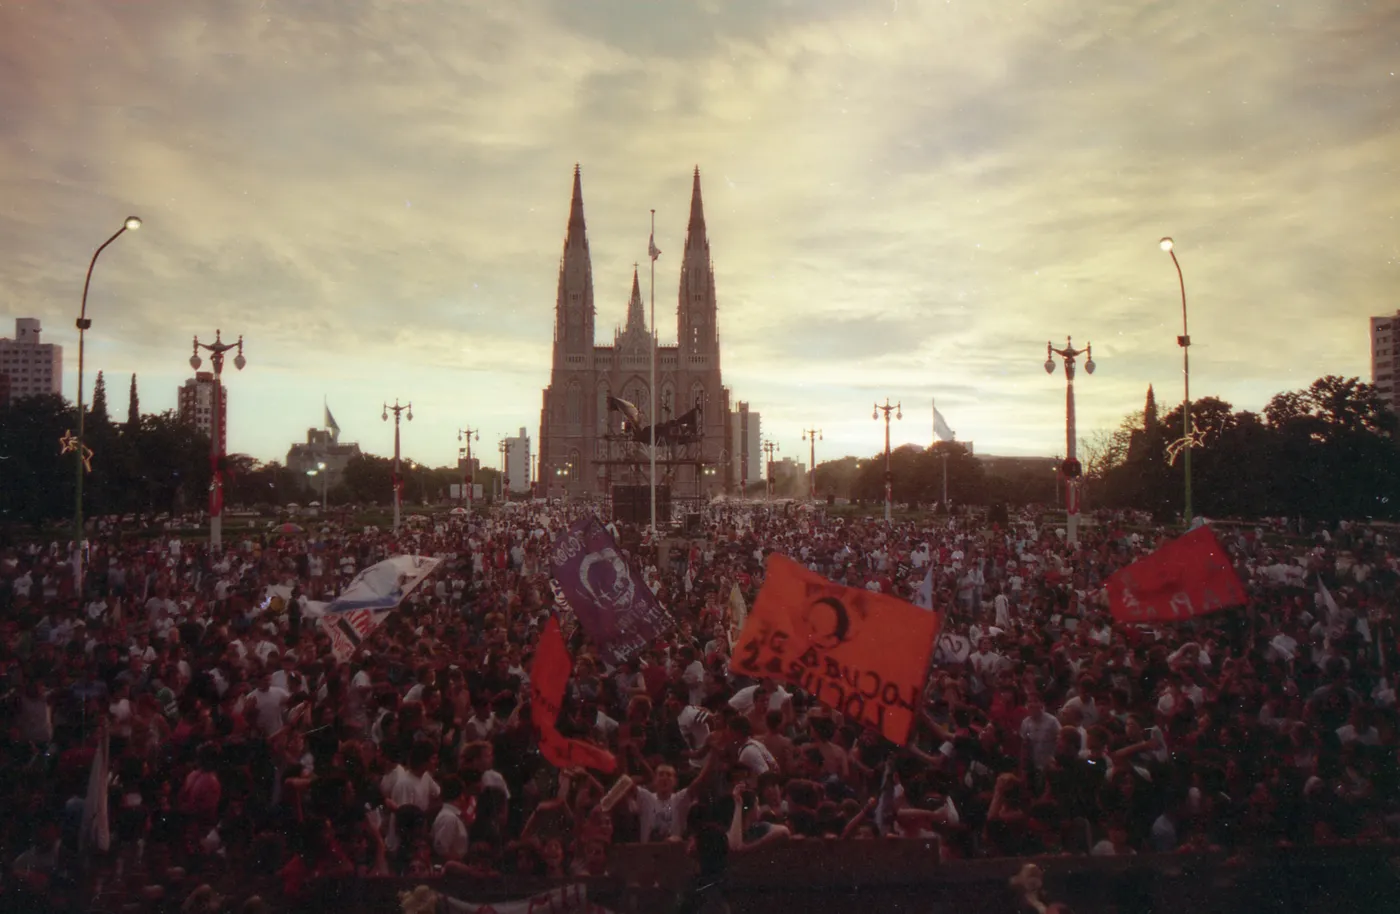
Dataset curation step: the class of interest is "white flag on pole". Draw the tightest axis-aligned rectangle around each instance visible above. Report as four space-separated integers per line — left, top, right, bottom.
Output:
915 566 935 611
80 724 110 853
933 407 955 442
648 233 661 262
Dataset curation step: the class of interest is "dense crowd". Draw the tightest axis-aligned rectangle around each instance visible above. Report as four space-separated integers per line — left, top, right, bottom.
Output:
1 503 1397 913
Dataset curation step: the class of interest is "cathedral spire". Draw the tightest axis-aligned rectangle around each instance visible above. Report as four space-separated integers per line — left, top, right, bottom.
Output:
686 166 707 246
567 163 587 241
1144 384 1158 433
625 265 646 335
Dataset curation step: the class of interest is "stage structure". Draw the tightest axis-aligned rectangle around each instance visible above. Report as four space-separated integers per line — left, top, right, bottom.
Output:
538 166 732 522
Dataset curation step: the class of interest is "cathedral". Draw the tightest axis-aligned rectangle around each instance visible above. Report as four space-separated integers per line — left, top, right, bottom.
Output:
538 166 730 507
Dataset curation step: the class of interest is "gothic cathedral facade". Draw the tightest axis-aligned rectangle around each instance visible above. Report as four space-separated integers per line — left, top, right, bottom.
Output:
538 166 729 503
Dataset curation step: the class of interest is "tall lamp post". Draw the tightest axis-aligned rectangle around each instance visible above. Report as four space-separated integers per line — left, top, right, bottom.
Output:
1044 337 1095 545
762 440 779 501
801 428 822 500
458 426 478 510
190 330 246 552
73 215 141 588
1160 237 1193 526
498 438 513 501
874 399 902 525
382 399 412 532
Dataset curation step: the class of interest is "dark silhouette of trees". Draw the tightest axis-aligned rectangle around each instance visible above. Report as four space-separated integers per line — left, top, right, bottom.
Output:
1096 375 1399 522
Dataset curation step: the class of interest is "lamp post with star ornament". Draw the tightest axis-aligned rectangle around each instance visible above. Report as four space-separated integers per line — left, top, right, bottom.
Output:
1044 337 1095 546
801 427 822 500
874 399 901 525
190 330 245 552
383 399 412 532
1160 237 1194 527
73 215 141 589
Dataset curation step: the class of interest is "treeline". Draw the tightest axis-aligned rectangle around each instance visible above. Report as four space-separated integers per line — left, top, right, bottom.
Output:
808 375 1398 522
1087 375 1399 522
0 376 502 529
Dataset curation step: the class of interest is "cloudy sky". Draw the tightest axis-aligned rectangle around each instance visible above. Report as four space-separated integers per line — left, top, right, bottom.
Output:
3 0 1398 469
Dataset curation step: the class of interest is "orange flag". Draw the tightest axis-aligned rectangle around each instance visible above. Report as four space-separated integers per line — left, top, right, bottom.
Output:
528 615 618 774
731 554 943 745
1108 525 1247 624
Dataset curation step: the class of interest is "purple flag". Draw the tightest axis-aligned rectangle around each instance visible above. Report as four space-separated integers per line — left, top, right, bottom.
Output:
550 516 674 666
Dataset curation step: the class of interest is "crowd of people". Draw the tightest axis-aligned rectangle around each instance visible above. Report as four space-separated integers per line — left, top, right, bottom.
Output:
1 501 1397 913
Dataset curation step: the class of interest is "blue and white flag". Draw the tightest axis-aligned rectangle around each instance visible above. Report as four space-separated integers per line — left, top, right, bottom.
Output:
326 554 441 614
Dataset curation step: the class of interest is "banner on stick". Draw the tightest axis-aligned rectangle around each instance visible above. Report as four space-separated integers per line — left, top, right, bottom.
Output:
731 554 942 745
1108 526 1246 624
550 517 674 665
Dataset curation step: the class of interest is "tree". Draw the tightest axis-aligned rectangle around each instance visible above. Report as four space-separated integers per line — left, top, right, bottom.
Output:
0 394 76 528
91 371 109 425
126 374 140 429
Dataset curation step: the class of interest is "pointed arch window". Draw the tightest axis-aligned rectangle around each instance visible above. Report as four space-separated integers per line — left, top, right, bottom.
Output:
566 380 583 425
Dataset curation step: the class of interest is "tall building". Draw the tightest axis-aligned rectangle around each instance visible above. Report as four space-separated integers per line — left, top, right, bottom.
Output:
177 372 227 451
538 166 730 501
504 427 532 494
1370 310 1400 415
728 404 762 492
0 318 63 400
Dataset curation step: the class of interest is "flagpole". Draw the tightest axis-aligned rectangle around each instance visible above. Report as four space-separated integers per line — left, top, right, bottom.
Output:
649 208 658 535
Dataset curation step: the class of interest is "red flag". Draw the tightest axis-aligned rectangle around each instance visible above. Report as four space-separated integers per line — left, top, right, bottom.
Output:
1108 525 1246 624
528 616 618 774
539 726 618 775
529 616 571 731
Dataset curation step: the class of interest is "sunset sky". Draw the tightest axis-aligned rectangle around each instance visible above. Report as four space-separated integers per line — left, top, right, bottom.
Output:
2 0 1397 469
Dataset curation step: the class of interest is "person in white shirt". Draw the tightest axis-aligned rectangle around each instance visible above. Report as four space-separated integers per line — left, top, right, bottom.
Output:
247 673 290 737
382 743 443 850
732 717 777 777
1019 694 1061 774
430 776 476 861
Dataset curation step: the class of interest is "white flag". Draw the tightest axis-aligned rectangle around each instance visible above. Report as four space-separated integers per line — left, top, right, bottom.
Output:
648 233 661 262
933 407 955 442
915 566 934 611
80 724 110 853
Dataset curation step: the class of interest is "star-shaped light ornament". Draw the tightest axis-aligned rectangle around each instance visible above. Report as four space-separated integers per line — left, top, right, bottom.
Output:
1165 430 1207 466
59 430 95 472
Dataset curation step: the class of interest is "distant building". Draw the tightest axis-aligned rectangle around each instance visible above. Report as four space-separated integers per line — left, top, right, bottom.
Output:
729 403 762 491
286 428 362 491
1371 310 1400 415
0 372 9 408
773 456 807 495
504 427 531 494
0 318 63 401
177 372 227 451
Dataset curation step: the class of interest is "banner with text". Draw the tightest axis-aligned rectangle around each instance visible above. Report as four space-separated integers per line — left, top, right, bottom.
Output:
732 554 943 745
550 517 674 666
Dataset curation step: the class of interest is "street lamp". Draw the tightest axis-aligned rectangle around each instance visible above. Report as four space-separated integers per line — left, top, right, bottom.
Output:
873 399 901 525
73 216 141 590
383 399 412 531
1044 337 1094 545
190 329 245 552
762 440 779 501
458 426 479 510
1160 236 1193 526
304 460 328 508
802 428 822 500
499 438 512 501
